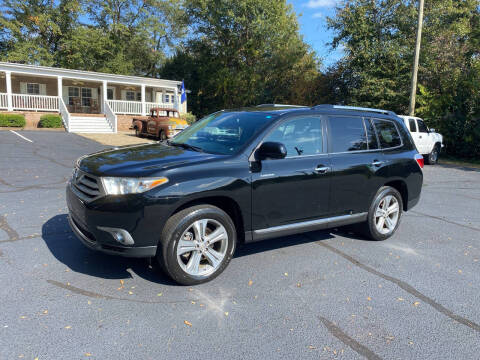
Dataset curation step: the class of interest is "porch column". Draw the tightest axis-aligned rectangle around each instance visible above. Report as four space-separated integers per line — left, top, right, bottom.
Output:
174 86 179 111
102 80 108 113
5 71 13 111
57 76 62 106
141 84 146 116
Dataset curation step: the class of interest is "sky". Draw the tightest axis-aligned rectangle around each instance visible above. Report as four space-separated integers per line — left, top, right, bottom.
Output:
288 0 344 69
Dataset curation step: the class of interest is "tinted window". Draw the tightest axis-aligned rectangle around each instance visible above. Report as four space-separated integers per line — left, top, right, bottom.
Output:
373 119 402 148
365 118 379 150
264 116 322 157
417 119 428 133
329 116 367 152
171 112 275 155
409 118 417 132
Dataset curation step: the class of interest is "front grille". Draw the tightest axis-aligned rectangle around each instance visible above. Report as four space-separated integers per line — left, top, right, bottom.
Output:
72 169 103 202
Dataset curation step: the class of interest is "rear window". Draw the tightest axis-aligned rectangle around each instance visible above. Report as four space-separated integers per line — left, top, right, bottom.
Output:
373 119 402 148
328 116 368 152
417 119 428 133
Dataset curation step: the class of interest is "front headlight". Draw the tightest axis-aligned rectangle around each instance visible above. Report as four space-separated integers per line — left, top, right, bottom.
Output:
101 177 168 195
168 125 174 130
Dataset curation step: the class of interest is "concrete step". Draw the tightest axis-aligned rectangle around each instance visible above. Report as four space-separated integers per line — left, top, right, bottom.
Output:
66 115 114 133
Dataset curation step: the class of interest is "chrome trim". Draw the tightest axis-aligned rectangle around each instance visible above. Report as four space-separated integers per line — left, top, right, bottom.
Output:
254 212 367 236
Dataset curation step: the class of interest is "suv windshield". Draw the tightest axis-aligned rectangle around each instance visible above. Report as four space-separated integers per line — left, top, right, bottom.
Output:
170 111 276 155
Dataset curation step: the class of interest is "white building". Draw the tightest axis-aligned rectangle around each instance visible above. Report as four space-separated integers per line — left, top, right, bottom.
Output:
0 62 187 133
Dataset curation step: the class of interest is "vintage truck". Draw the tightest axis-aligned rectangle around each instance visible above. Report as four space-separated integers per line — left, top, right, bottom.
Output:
131 107 189 140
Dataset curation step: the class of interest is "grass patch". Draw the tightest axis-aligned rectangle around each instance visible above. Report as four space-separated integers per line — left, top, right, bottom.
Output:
0 113 26 127
38 114 63 128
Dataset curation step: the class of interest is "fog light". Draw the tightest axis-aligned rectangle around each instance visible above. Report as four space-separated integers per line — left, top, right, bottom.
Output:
97 226 134 246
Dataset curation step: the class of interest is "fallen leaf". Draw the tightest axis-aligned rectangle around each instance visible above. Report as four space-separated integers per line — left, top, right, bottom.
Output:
284 272 288 276
42 310 48 314
458 269 463 274
184 320 192 327
85 353 92 357
367 297 372 301
120 280 124 285
308 345 316 349
87 300 92 305
224 312 229 316
413 301 420 307
128 291 133 295
248 280 253 286
20 316 27 319
191 301 196 305
296 282 301 288
157 293 163 297
397 297 404 301
65 325 71 329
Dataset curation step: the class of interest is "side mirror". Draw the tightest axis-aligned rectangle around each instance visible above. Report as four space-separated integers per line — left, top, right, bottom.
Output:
429 128 436 133
256 142 287 160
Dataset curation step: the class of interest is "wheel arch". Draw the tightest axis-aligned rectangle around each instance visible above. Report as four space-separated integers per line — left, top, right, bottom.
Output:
169 195 246 244
384 179 408 211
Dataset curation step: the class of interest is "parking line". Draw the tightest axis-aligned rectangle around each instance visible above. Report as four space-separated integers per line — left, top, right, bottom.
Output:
9 130 33 143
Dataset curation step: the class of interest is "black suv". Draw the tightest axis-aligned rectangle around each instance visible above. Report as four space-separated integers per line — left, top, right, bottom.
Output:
67 105 423 285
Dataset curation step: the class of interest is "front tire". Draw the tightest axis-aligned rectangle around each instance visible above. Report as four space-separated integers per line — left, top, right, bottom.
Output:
357 186 403 241
158 131 167 141
425 145 439 165
156 205 236 285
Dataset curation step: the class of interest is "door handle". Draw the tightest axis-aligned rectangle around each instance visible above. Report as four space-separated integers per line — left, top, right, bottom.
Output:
371 160 383 167
419 136 422 139
314 166 330 174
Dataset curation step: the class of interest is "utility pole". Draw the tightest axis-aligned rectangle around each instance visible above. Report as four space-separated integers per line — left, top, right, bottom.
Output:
408 0 425 116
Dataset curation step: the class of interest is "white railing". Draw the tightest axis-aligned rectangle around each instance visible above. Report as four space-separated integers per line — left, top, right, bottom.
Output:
104 101 117 133
12 94 59 111
107 100 142 115
145 101 173 113
0 93 7 109
59 98 71 132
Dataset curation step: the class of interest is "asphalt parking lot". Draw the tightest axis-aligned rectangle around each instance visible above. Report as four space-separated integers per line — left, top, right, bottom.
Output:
1 130 479 360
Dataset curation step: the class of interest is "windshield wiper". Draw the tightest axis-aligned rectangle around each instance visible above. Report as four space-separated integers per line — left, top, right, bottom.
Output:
168 142 205 153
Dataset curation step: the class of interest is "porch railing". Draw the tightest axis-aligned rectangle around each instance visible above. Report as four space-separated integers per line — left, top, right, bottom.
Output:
104 101 117 133
107 100 142 115
59 98 71 132
0 93 8 109
145 102 173 113
12 94 59 111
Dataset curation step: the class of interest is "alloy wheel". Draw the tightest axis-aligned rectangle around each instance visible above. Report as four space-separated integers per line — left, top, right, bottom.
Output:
176 219 228 277
374 195 400 235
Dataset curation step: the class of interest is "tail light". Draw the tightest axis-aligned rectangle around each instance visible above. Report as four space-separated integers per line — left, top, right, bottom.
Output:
414 153 424 169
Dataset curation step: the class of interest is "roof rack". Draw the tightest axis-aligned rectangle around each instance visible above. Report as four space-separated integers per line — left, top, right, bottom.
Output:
256 104 306 108
312 104 397 116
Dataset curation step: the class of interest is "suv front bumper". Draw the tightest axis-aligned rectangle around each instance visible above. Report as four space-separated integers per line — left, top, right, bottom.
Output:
66 182 170 258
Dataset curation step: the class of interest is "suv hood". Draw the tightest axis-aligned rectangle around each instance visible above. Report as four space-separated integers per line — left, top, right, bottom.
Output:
77 143 223 177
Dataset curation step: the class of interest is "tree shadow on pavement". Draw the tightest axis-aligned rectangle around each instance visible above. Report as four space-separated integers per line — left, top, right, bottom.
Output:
41 214 176 285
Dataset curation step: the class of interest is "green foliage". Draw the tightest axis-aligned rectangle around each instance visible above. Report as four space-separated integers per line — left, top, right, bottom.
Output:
327 0 480 158
181 112 197 125
38 114 63 128
162 0 321 116
0 113 26 127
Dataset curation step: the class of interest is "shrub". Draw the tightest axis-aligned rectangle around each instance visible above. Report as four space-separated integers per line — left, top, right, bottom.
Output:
38 114 63 128
181 112 197 125
0 113 26 127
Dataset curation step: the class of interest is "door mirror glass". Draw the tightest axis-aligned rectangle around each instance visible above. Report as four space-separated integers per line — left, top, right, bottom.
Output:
256 142 287 160
429 128 436 133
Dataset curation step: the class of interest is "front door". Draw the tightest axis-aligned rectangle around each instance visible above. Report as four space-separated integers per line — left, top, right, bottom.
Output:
251 115 331 231
327 116 386 216
416 119 430 154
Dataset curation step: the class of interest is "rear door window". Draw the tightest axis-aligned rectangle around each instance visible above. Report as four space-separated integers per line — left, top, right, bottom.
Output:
373 119 402 148
328 116 368 152
263 116 323 157
364 118 379 150
417 119 429 133
409 118 417 132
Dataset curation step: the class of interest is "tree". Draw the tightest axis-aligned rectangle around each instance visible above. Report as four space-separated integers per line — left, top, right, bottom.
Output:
161 0 321 116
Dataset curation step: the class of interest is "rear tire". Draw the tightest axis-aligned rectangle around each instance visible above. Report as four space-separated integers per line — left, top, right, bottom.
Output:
156 205 236 285
356 186 403 241
425 145 439 165
135 128 143 138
